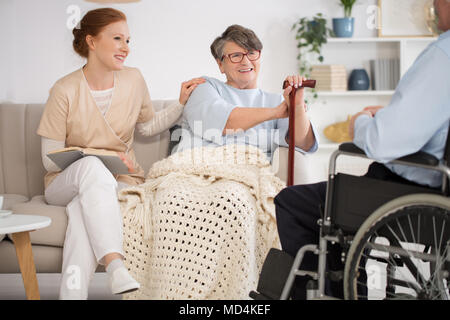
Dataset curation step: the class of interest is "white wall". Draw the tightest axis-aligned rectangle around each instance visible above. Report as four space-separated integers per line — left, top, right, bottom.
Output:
0 0 378 103
0 0 14 102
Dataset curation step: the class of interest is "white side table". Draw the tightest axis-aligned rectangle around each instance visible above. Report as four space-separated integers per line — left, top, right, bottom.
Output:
0 214 51 300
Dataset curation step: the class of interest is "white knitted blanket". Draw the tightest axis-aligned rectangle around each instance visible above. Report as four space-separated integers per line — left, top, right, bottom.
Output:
118 144 285 299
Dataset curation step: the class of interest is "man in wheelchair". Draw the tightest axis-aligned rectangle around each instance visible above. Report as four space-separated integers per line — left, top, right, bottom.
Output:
252 0 450 300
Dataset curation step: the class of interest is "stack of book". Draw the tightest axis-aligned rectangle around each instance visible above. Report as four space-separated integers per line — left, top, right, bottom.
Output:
311 65 347 91
369 59 400 91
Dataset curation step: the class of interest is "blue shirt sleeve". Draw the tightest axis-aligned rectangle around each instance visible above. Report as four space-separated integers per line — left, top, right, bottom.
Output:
183 78 236 144
353 43 450 162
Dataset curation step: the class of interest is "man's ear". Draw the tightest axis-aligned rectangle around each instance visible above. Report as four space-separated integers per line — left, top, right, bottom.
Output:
216 58 225 74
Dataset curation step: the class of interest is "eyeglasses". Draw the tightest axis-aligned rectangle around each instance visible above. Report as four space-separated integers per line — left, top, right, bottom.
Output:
222 50 261 63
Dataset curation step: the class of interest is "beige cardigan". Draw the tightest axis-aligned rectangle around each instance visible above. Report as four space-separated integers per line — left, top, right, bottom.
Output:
37 66 155 188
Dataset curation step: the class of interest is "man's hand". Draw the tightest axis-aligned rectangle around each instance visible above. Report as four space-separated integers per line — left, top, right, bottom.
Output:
349 106 384 140
349 111 373 140
363 105 384 116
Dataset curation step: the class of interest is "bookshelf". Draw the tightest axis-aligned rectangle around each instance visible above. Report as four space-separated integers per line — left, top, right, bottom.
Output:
326 37 436 43
302 36 436 183
317 90 395 97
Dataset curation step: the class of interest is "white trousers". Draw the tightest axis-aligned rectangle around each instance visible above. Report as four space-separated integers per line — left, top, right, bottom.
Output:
45 156 127 300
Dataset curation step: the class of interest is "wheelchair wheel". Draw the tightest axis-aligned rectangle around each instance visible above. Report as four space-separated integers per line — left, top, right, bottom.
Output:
344 194 450 300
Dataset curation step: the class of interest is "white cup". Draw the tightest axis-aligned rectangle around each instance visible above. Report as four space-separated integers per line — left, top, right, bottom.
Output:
0 196 3 210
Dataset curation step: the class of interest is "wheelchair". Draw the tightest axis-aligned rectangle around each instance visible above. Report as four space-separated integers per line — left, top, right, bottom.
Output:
251 141 450 300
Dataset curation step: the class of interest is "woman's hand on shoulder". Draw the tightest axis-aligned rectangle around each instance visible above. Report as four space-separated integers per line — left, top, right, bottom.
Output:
179 77 206 105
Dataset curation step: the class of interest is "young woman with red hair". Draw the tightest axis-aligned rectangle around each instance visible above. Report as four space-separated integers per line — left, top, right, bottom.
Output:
37 7 204 299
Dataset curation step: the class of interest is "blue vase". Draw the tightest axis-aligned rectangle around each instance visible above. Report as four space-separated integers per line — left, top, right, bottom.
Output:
332 17 354 38
348 69 370 90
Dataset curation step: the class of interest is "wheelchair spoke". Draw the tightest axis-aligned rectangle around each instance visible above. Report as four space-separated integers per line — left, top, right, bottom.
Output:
407 215 417 244
395 218 424 289
433 216 438 257
360 242 421 298
438 219 446 258
428 216 443 297
345 198 450 300
420 216 449 299
427 244 450 299
386 224 428 290
355 280 399 299
352 251 419 299
356 259 419 299
417 213 421 246
372 232 420 294
439 220 446 255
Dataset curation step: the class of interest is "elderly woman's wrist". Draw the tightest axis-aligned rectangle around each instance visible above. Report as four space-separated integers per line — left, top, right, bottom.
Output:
272 104 284 120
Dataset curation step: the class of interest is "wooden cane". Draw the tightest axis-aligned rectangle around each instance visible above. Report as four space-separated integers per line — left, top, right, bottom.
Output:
282 79 316 186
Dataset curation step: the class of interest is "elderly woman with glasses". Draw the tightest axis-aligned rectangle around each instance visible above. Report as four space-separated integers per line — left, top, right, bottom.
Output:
173 24 318 159
118 24 320 300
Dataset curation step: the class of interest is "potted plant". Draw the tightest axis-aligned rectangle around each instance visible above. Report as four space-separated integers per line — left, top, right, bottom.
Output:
333 0 357 37
292 13 334 100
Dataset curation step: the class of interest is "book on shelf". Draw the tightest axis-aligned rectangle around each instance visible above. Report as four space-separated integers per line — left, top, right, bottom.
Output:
312 77 348 83
311 64 346 71
369 58 400 91
311 64 348 92
311 70 347 76
47 147 129 174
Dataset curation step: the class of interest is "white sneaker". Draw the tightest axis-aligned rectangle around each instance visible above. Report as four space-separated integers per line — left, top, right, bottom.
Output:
109 267 140 295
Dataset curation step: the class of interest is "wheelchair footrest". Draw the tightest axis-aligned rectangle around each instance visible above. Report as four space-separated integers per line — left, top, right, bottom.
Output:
249 248 294 300
249 291 272 300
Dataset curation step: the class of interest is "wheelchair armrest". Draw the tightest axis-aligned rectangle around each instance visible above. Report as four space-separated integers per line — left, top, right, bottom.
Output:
338 142 365 155
338 143 439 166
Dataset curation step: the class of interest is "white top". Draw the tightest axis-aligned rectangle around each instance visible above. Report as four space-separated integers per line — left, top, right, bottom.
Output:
0 214 51 235
90 87 114 116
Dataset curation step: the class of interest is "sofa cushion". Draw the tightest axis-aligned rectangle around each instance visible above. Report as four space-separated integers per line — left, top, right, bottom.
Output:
0 194 29 242
9 196 66 247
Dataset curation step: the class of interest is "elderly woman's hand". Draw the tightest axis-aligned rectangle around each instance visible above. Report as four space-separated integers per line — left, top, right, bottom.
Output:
117 152 136 174
274 75 307 119
179 77 206 105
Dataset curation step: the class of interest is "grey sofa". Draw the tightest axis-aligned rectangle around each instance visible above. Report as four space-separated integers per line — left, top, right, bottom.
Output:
0 100 185 273
0 101 307 275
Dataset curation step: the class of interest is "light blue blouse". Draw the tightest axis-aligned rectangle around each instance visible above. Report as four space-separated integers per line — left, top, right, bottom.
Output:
354 30 450 187
173 76 318 161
